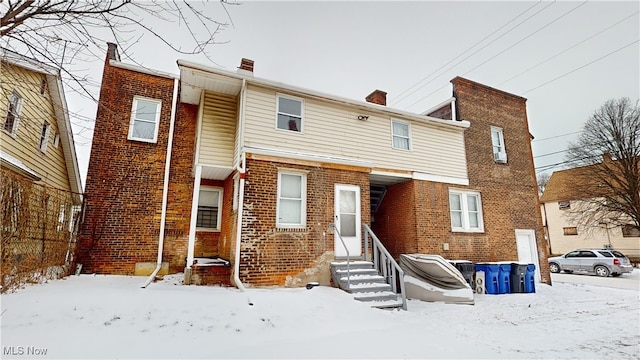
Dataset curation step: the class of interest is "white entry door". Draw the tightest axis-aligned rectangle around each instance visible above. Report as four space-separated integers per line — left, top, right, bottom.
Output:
516 229 541 282
334 184 361 258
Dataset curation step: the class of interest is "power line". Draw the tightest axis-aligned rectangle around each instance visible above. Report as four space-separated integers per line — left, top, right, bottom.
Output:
532 130 583 142
405 1 588 111
498 11 640 86
389 1 552 107
522 39 640 95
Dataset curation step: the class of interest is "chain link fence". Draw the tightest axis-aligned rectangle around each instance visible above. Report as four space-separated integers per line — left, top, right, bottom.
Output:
1 169 82 292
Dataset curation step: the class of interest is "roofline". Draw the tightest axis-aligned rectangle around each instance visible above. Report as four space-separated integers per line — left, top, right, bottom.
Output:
177 59 470 130
451 76 527 102
109 60 178 80
48 74 83 194
1 48 59 76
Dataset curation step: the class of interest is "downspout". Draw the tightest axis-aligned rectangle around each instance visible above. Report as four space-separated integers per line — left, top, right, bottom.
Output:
233 79 247 292
143 77 179 288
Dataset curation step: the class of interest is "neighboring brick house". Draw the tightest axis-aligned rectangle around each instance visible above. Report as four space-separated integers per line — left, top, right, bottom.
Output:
540 159 640 259
1 49 83 289
77 43 550 287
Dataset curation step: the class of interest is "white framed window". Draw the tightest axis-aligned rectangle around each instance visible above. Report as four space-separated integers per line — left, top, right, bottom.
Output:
277 170 307 228
128 96 161 143
276 94 303 133
491 126 507 163
391 119 411 150
196 187 222 230
4 91 23 135
449 189 484 232
53 132 60 148
39 121 50 152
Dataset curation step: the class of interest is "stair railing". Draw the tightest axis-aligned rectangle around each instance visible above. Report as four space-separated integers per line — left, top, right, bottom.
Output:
363 224 407 310
329 223 350 290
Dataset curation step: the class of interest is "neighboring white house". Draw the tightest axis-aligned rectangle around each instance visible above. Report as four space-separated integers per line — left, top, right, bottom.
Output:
540 163 640 259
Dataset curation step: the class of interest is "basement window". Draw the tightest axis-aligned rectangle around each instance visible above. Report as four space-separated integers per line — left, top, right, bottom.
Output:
563 227 578 236
558 201 570 210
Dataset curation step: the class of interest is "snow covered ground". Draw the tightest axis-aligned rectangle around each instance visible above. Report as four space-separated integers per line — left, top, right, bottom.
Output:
1 270 639 360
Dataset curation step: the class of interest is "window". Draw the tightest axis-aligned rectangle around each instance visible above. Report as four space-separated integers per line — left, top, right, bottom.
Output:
391 120 410 150
39 76 48 96
563 227 578 236
558 201 570 210
4 91 23 135
491 126 507 163
277 171 307 228
622 224 640 237
196 187 222 230
39 122 50 152
128 97 161 143
276 95 303 132
449 190 484 232
53 132 60 148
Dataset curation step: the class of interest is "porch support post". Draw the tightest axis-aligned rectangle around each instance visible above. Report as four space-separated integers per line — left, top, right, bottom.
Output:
186 165 202 269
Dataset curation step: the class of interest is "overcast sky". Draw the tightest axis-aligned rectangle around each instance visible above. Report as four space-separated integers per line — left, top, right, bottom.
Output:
65 1 640 184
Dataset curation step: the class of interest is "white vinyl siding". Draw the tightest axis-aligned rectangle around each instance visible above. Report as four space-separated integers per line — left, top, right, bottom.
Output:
277 171 307 228
449 190 484 232
243 85 467 180
198 91 237 167
128 96 161 143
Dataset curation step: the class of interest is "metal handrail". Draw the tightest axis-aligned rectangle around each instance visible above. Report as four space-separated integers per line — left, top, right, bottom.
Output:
329 223 350 289
364 224 407 310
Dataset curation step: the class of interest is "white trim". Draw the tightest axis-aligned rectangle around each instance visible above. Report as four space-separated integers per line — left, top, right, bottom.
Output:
194 90 205 166
421 97 455 117
39 121 50 153
390 118 411 151
449 189 484 233
412 172 469 186
275 93 304 133
232 173 240 211
276 170 307 229
109 60 178 79
196 186 223 231
334 184 362 257
128 96 162 143
245 146 374 168
515 229 541 282
1 48 59 75
177 60 471 131
187 165 203 268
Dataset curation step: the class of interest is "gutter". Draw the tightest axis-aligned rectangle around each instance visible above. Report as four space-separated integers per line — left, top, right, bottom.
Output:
233 79 247 292
143 78 179 288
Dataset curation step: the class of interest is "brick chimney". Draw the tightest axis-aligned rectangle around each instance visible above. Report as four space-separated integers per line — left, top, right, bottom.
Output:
366 90 387 106
239 58 254 73
106 42 120 62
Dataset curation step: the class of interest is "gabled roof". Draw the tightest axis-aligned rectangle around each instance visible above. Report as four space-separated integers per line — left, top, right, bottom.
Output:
540 166 593 203
1 48 83 195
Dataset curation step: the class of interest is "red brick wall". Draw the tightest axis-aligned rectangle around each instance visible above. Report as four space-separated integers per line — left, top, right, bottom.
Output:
238 157 370 286
452 77 549 282
372 77 550 283
77 53 178 274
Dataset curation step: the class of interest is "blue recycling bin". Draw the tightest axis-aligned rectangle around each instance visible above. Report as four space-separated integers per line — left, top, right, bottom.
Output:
498 264 511 294
525 264 536 293
475 263 500 295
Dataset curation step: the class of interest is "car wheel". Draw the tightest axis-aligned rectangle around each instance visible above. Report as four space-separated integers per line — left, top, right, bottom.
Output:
595 266 610 277
611 273 621 277
549 262 560 273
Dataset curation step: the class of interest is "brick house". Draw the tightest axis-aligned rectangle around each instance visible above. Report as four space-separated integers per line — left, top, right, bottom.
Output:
77 43 550 287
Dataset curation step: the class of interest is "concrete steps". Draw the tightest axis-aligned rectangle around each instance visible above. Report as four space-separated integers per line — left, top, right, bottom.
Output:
330 261 404 310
